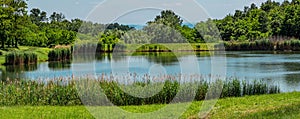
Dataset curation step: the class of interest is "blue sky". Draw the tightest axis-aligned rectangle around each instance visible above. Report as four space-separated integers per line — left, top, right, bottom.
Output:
27 0 285 24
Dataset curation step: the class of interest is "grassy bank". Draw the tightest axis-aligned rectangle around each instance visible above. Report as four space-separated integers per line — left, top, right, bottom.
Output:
0 92 299 119
72 43 217 53
0 46 51 65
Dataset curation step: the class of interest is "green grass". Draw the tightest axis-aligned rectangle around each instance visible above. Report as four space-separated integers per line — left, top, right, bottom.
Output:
0 92 299 119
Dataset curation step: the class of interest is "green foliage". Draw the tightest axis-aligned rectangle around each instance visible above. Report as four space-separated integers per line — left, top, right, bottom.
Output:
147 10 183 29
0 77 279 106
216 0 300 41
3 0 300 49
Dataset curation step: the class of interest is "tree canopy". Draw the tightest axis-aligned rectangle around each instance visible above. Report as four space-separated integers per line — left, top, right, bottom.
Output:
1 0 300 49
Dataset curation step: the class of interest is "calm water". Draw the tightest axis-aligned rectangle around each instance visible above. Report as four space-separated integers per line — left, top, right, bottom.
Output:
2 51 300 92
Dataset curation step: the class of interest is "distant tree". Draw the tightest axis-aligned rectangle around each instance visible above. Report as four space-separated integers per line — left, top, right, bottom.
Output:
50 12 65 22
147 10 183 29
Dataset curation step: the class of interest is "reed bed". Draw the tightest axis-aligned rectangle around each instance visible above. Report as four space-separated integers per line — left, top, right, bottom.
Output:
276 39 300 51
215 39 275 51
215 39 300 51
0 74 280 106
48 48 72 61
5 52 38 65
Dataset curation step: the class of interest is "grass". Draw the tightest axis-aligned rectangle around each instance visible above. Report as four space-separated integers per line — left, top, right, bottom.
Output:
48 48 72 61
205 91 300 119
0 76 279 106
126 43 217 52
0 46 51 65
215 39 300 51
5 52 38 65
73 43 218 53
0 92 299 119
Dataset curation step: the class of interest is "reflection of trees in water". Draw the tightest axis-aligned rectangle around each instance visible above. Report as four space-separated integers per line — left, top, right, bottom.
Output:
284 74 300 88
131 52 178 65
6 64 38 72
283 62 300 85
0 64 38 81
48 61 71 70
73 53 96 63
94 52 213 65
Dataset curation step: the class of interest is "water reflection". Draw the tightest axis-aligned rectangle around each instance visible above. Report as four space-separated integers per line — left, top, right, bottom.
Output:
1 51 300 92
48 61 71 70
131 52 178 65
0 64 38 81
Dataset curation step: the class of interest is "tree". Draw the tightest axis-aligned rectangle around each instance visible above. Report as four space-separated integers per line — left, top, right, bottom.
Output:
147 10 183 29
69 18 83 32
50 12 65 22
258 11 270 33
10 0 28 48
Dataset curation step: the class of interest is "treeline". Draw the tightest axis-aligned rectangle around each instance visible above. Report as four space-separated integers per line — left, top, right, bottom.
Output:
92 0 300 44
2 0 300 50
215 0 300 41
0 0 77 48
0 0 134 49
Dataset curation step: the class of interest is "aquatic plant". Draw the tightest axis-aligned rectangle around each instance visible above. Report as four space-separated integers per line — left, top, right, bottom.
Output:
0 74 280 106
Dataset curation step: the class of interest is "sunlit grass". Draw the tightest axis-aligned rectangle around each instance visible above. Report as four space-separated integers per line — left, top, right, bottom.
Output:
0 92 299 119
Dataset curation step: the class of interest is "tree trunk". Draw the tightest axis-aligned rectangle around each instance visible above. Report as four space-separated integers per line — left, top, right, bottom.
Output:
11 38 14 48
1 38 5 49
15 39 18 48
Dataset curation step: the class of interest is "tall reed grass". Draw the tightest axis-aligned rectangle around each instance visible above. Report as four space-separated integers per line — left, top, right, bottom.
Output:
215 39 300 51
48 48 72 61
5 52 38 65
215 39 275 51
0 75 280 106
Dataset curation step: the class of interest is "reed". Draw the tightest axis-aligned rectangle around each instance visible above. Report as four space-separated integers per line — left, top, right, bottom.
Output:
48 48 72 61
216 39 300 51
276 39 300 51
5 52 37 65
218 39 275 51
0 75 280 106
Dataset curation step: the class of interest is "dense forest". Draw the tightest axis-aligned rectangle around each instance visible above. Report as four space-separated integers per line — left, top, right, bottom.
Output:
1 0 300 49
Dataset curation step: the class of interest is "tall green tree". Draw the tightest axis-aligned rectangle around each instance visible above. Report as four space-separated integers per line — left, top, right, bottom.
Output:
147 10 183 29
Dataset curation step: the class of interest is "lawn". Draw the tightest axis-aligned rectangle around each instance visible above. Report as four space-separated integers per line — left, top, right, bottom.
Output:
1 92 299 119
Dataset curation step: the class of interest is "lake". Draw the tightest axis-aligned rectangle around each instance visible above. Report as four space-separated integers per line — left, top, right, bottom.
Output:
1 51 300 92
